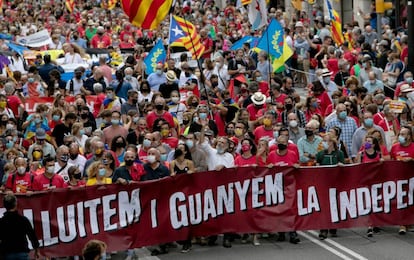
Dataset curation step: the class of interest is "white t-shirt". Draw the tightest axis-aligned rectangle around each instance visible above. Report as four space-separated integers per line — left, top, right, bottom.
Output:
54 162 75 182
200 141 234 171
66 78 84 95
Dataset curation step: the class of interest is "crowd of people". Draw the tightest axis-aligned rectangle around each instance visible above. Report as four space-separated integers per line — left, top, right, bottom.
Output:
0 0 412 258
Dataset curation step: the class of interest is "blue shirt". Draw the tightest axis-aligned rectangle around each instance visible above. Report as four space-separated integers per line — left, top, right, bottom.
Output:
326 117 358 155
147 72 166 92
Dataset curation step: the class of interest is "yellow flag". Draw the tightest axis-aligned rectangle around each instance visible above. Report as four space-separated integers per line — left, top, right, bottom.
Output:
291 0 302 11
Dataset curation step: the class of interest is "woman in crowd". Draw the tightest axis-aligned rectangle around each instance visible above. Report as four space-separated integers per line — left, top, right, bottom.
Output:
170 148 194 176
138 80 153 104
66 165 86 187
234 138 257 166
110 135 127 163
328 126 350 163
86 161 112 186
72 122 88 148
355 135 384 163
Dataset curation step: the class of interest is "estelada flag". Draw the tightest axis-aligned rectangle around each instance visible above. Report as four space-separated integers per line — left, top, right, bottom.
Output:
121 0 172 29
101 0 118 10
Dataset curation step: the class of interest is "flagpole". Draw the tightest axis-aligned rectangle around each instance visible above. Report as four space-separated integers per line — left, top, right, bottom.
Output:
182 15 212 115
264 23 273 102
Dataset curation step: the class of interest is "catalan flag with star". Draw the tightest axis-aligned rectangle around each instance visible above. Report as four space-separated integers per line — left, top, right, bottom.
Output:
168 15 205 59
65 0 75 13
326 0 344 46
121 0 172 29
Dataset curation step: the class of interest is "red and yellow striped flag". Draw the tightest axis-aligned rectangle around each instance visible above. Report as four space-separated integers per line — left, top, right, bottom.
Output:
169 15 205 59
65 0 75 13
326 0 344 45
121 0 172 29
241 0 252 5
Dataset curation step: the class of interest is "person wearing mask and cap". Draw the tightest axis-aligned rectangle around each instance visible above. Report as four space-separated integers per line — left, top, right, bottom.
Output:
32 156 67 191
159 70 179 102
27 128 56 161
394 71 414 100
90 26 111 48
147 63 167 92
320 68 338 101
246 91 266 122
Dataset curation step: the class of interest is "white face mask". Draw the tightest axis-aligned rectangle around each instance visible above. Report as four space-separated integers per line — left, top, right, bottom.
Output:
171 97 180 103
46 166 55 174
17 167 26 175
147 155 156 164
289 120 298 128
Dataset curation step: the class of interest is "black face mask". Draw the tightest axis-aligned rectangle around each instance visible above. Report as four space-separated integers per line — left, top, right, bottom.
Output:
277 143 287 150
60 155 69 162
125 159 134 166
155 104 164 111
115 142 124 148
192 102 199 108
73 35 79 40
0 120 7 126
185 72 191 77
226 129 234 135
132 98 138 104
74 173 82 179
305 130 314 137
77 105 82 111
285 104 293 111
80 113 88 119
75 74 82 79
70 153 78 160
183 119 190 125
212 81 219 87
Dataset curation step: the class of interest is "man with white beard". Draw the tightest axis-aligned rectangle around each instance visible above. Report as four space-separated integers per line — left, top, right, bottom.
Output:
212 56 230 91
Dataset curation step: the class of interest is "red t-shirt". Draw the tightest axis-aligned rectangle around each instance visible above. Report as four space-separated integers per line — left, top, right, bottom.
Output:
202 37 214 59
138 148 148 163
253 126 273 144
161 137 179 149
5 173 33 193
401 46 408 64
315 91 332 116
234 154 257 166
7 96 21 117
267 150 299 166
373 112 385 125
394 81 414 99
146 111 175 130
258 82 269 96
32 174 67 191
378 118 400 133
94 93 106 117
90 34 112 48
246 104 265 121
390 143 414 160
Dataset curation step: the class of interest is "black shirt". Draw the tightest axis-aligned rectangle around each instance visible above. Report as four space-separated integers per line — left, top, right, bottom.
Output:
0 211 40 254
159 82 179 99
52 123 72 147
141 163 169 181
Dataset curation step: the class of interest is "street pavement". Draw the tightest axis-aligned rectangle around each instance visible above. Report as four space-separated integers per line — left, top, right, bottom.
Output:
108 227 414 260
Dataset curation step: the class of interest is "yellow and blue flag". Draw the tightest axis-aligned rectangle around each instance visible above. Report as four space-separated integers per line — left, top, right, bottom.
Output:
144 40 166 75
256 18 284 59
230 36 259 51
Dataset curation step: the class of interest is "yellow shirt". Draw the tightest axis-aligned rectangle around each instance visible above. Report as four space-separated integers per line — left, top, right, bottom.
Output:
86 177 112 186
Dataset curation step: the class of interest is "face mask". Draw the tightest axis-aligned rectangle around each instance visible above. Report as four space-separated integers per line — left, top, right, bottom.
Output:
33 151 42 160
277 143 287 150
370 80 376 85
70 153 78 160
155 104 164 111
75 74 82 79
183 119 190 125
147 155 156 163
6 124 14 130
285 104 293 110
107 93 114 99
17 166 26 175
60 155 69 162
160 154 167 162
171 97 180 103
0 102 6 109
125 75 132 80
193 116 199 122
161 129 169 137
98 168 106 177
115 142 124 148
185 140 194 149
305 129 314 137
362 63 367 68
263 118 272 127
192 102 199 108
364 118 373 127
399 135 406 144
156 69 163 75
79 113 88 120
345 65 350 70
311 102 318 108
46 166 55 174
216 147 225 154
95 148 103 156
406 77 413 84
51 115 60 122
6 140 13 149
322 141 329 150
111 119 120 125
34 118 42 124
364 142 372 150
143 139 152 148
256 76 262 82
338 111 347 120
125 159 134 166
74 173 82 179
323 77 330 84
226 129 234 135
289 120 298 128
234 128 243 136
241 144 251 152
199 112 207 120
273 131 279 139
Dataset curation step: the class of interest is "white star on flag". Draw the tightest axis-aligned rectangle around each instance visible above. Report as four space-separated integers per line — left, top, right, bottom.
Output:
172 26 183 37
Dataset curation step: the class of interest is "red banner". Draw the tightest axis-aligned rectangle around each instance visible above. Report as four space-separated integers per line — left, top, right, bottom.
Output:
1 161 414 257
23 96 98 114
